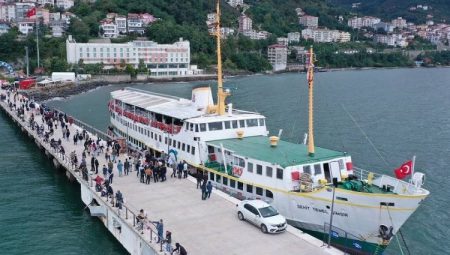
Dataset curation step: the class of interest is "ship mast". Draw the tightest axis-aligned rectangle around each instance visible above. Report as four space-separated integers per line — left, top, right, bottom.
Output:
215 0 229 115
307 46 315 157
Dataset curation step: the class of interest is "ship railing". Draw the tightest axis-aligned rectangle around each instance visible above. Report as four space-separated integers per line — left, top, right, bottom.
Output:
126 87 181 101
353 167 422 195
323 222 363 250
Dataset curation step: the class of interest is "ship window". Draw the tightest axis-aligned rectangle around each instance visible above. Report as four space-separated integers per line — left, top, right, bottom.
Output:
232 120 238 128
159 135 162 142
164 137 167 144
190 123 194 131
336 197 348 201
259 119 265 126
182 143 185 151
314 164 322 175
210 172 214 181
224 121 231 129
230 179 236 188
256 165 263 175
256 187 263 196
239 120 245 128
266 167 273 177
303 165 311 174
200 123 207 132
246 119 258 127
276 168 283 179
247 162 253 173
177 141 181 149
195 124 199 132
216 174 221 182
338 159 345 170
208 122 223 131
173 140 176 147
187 145 190 153
246 184 253 193
191 147 195 155
266 190 273 199
223 176 228 185
237 181 243 190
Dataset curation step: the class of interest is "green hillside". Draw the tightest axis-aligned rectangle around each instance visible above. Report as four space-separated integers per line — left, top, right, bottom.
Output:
327 0 450 23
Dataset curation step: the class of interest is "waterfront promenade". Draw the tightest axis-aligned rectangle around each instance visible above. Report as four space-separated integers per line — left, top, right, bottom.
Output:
0 88 342 255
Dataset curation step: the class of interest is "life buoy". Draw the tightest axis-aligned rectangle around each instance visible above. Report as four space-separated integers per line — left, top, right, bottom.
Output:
232 166 243 177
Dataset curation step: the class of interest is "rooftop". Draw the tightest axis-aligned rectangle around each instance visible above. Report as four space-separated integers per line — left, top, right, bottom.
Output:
207 136 346 168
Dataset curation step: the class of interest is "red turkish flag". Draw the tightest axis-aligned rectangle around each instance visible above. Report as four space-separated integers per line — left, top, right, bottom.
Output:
26 7 36 18
394 160 413 179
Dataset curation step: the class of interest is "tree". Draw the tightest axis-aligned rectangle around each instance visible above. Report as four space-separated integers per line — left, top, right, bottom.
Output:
125 64 137 77
138 59 147 73
68 18 90 42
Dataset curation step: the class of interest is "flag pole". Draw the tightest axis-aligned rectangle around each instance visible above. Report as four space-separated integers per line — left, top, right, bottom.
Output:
36 15 40 68
411 155 416 182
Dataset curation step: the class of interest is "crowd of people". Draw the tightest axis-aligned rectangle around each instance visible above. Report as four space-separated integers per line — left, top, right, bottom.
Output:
2 88 189 254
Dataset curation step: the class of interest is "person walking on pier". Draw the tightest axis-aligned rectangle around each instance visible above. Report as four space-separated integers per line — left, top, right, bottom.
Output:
124 158 130 175
117 160 123 177
201 182 207 200
108 167 114 184
165 230 172 253
196 172 202 189
139 165 145 183
177 162 183 179
102 164 108 178
183 161 188 178
145 167 152 185
94 158 99 174
153 219 164 243
206 181 213 199
91 156 96 172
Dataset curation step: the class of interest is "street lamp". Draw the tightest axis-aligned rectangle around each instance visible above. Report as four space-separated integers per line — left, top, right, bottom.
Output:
327 177 338 248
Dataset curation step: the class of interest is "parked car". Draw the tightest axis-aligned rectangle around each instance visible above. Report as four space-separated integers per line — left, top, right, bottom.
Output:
236 200 287 233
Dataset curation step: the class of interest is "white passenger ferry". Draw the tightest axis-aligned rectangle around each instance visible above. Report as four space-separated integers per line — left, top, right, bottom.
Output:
107 2 429 254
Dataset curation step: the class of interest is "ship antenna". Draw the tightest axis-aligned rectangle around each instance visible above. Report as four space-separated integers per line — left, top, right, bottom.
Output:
215 0 229 115
307 46 315 157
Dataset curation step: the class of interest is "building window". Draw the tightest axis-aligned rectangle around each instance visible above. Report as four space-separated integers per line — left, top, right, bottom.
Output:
256 187 263 196
276 168 283 179
266 167 273 177
247 162 253 173
246 184 253 193
314 164 322 175
256 164 262 175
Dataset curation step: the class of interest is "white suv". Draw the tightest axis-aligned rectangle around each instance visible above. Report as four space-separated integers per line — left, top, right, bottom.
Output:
236 200 287 233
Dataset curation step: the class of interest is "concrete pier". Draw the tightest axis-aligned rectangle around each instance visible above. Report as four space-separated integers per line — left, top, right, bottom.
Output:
0 89 343 255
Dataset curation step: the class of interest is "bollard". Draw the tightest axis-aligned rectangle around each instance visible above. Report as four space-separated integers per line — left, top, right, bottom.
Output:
125 208 128 220
150 230 152 243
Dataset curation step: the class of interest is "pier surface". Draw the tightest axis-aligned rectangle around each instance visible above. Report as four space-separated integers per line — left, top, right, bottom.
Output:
0 88 342 255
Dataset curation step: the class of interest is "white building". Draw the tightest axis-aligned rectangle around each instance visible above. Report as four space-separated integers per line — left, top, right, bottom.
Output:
227 0 243 8
127 13 145 35
373 34 408 47
206 13 216 27
268 44 287 71
338 31 351 42
99 20 118 38
287 32 300 43
55 0 74 10
302 28 339 43
0 4 16 22
116 16 127 34
347 16 381 29
37 0 54 6
18 19 35 34
15 2 35 20
373 22 395 33
66 36 192 76
238 14 252 33
277 37 288 46
298 15 318 28
242 29 269 40
0 23 10 35
391 17 407 29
